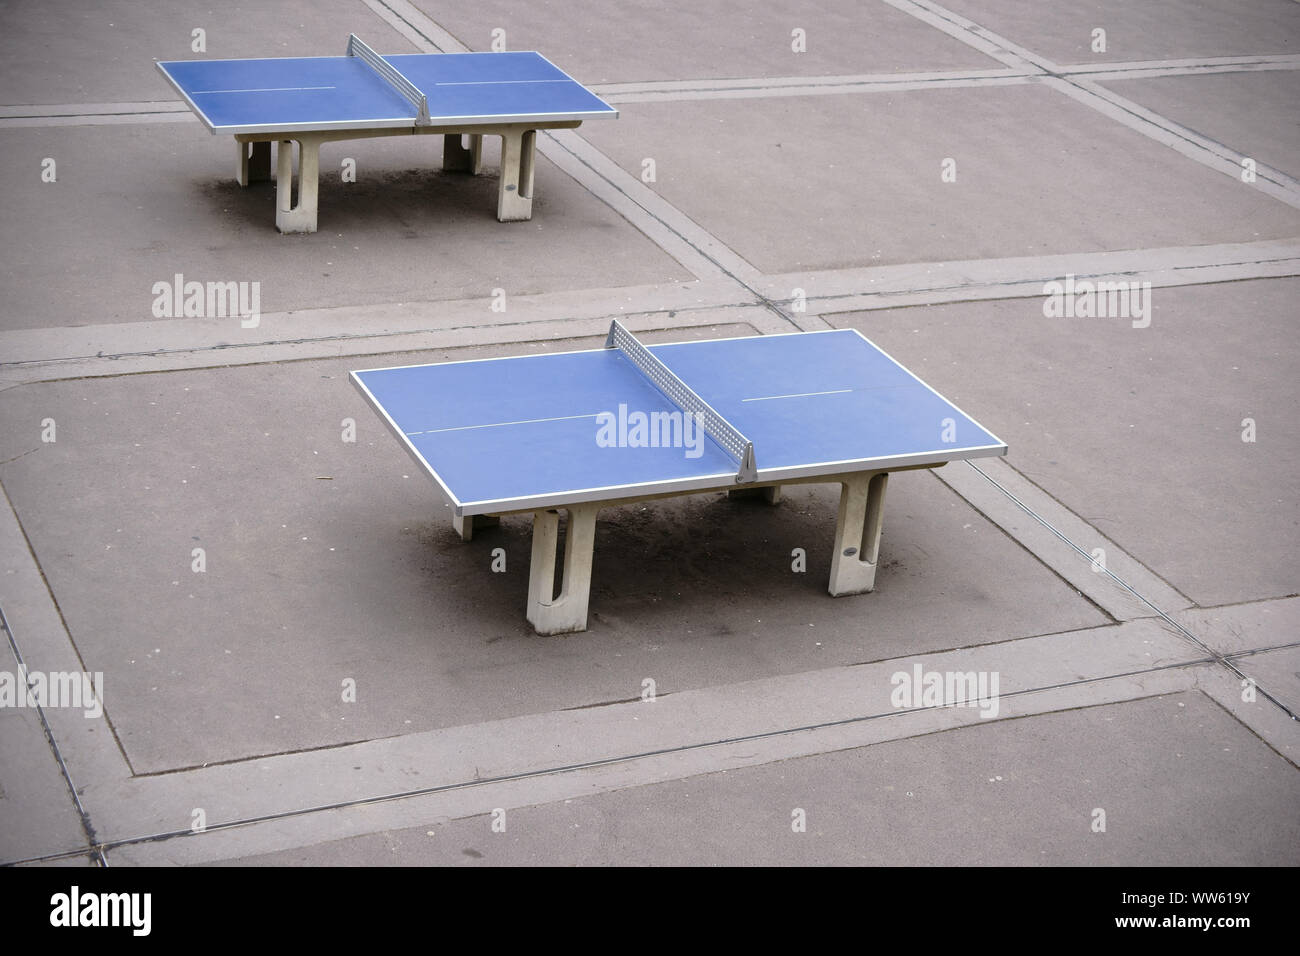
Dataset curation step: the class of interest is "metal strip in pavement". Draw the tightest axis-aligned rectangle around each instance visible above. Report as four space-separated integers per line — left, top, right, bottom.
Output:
602 74 1036 105
0 111 195 129
879 0 1049 72
103 675 1206 865
0 279 771 378
360 0 461 54
0 309 787 383
1043 75 1300 206
4 241 1296 380
932 458 1194 622
1055 53 1300 80
31 621 1211 860
762 239 1300 316
0 101 192 118
882 0 1300 208
592 67 1031 97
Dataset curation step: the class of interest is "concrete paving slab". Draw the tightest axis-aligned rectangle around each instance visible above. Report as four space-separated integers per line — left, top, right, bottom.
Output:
1040 74 1300 209
0 303 786 383
0 484 133 855
0 334 1105 774
592 70 1038 107
1176 596 1300 657
763 239 1300 317
0 103 195 130
829 279 1300 607
1061 55 1300 84
936 459 1194 622
346 1 784 285
412 0 1002 85
1191 661 1300 766
0 707 88 863
0 278 761 367
935 0 1300 65
209 691 1300 865
574 83 1300 275
94 619 1201 857
0 0 420 106
2 0 1295 871
1229 646 1300 724
16 856 97 867
1102 72 1300 181
541 127 765 283
105 664 1204 865
0 122 686 332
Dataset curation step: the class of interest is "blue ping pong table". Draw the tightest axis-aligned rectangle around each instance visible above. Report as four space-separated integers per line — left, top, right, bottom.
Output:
157 35 617 232
352 323 1007 635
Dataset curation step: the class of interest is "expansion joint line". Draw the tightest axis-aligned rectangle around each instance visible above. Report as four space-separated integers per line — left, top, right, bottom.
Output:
964 460 1297 722
0 599 108 865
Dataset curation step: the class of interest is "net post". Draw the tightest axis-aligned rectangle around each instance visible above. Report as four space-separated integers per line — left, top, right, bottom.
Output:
737 443 757 484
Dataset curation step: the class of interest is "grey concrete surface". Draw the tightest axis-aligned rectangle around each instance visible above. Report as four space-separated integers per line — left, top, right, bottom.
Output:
830 279 1300 607
0 0 1295 869
0 332 1105 773
415 0 1002 84
62 616 1193 853
0 707 88 861
1231 646 1300 719
100 633 1212 863
0 124 686 331
0 0 420 106
214 692 1300 866
1102 72 1300 181
575 83 1300 274
937 0 1300 64
1178 596 1300 657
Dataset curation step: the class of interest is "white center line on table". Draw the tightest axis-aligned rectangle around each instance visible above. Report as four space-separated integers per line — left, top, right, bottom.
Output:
193 86 337 94
408 412 600 436
742 389 853 402
434 79 571 87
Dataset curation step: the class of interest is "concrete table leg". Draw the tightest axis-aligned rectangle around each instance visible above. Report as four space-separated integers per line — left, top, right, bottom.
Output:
728 485 783 504
828 472 889 596
497 129 536 221
526 505 598 634
275 138 321 234
237 141 271 186
452 513 500 542
443 133 483 174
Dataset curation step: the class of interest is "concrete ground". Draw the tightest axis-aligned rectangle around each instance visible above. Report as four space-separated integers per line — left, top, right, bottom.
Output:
0 0 1296 868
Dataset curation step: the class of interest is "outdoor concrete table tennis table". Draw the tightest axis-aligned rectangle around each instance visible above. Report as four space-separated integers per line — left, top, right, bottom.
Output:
352 323 1008 635
157 35 617 232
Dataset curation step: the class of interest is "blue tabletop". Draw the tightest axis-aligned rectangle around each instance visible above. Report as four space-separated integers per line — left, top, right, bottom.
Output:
158 51 617 134
352 329 1006 515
